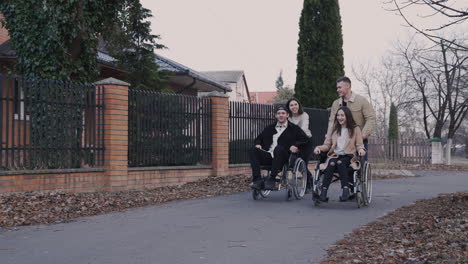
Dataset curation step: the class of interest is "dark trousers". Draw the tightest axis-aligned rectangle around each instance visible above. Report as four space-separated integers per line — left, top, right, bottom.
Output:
363 139 368 161
250 146 289 182
322 155 352 189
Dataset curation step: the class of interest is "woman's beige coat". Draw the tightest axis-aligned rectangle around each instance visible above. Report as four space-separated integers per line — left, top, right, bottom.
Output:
317 126 365 169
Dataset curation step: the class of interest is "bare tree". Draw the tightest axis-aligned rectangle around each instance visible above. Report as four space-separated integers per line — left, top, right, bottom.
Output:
386 0 468 51
398 37 468 140
352 54 420 138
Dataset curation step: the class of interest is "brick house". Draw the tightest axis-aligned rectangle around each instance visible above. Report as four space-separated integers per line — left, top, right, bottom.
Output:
249 91 278 104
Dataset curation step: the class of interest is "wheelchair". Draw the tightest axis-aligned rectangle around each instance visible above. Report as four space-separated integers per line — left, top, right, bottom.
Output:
311 153 372 208
252 153 308 201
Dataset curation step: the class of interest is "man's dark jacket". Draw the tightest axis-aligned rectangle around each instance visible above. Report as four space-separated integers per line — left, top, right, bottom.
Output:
254 121 309 151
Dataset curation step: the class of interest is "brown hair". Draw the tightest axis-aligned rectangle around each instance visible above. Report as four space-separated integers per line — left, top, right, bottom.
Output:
333 106 357 137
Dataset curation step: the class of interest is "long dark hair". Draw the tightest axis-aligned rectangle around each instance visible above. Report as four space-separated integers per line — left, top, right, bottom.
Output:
285 98 304 115
333 106 357 137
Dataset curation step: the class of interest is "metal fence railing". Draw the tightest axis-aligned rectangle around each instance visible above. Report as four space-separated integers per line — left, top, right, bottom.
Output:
229 102 276 164
0 74 105 170
128 90 211 167
368 137 431 164
228 101 329 164
303 107 329 154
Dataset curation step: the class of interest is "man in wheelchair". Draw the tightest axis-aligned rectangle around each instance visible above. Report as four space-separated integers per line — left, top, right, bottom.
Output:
313 106 366 202
250 106 309 190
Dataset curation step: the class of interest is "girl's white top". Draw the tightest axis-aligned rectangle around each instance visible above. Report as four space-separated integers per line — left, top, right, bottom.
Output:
288 112 312 138
334 127 349 155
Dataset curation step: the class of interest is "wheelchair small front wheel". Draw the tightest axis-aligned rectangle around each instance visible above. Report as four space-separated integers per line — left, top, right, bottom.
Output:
259 189 271 198
285 189 293 201
252 189 270 200
312 169 322 201
252 189 260 200
356 192 363 208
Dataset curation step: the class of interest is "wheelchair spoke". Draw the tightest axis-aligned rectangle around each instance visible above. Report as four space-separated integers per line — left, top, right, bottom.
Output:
292 158 307 200
366 163 372 205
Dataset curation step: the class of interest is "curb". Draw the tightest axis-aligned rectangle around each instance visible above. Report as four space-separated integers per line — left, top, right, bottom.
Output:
373 169 416 177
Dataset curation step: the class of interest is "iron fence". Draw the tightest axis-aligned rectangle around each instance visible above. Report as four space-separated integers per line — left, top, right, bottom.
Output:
228 101 329 164
303 107 329 154
0 74 105 170
128 90 211 167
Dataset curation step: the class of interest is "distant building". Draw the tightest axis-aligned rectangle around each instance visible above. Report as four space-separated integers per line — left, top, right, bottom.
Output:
249 91 277 104
200 71 250 102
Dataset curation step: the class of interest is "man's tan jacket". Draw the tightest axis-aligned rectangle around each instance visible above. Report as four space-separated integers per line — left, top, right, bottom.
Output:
327 92 375 139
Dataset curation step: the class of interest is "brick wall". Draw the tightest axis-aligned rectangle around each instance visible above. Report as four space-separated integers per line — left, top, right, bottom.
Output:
0 169 106 193
0 79 250 193
127 167 212 189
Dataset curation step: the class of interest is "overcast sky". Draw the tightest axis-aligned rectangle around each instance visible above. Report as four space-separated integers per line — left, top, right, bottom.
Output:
141 0 460 92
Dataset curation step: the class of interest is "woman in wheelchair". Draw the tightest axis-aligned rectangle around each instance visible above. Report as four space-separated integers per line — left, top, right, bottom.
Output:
313 106 366 202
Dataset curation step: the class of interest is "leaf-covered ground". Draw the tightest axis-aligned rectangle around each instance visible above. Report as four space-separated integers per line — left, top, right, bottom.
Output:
321 191 468 264
0 174 252 227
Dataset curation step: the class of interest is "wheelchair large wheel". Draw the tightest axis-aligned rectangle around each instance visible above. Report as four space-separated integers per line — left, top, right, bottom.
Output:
362 162 372 205
292 158 307 200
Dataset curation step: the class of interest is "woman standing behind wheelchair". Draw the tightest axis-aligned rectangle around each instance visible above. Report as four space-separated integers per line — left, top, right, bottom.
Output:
313 106 366 202
286 98 314 192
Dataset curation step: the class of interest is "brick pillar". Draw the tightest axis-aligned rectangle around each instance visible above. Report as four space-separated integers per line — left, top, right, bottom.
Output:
207 92 229 177
94 78 130 191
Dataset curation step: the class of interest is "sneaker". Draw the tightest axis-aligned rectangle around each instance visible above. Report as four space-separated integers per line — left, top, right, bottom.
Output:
319 187 328 202
250 180 263 190
340 187 350 201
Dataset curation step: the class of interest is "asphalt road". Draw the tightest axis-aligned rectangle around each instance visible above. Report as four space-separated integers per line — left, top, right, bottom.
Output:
1 170 467 264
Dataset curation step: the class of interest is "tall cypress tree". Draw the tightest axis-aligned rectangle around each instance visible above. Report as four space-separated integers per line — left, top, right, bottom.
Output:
388 103 399 160
295 0 345 108
388 103 399 140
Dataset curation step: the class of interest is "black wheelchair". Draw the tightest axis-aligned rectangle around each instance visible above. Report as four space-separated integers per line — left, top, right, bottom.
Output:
252 154 308 201
311 153 372 208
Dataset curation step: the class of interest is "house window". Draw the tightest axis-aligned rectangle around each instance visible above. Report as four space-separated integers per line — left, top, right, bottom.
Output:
13 80 29 121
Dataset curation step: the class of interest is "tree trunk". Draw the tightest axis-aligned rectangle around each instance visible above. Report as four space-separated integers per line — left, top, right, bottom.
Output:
432 120 444 138
445 138 452 165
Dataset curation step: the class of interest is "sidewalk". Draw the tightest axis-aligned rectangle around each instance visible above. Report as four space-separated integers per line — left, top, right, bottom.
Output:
1 171 467 264
452 156 468 165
